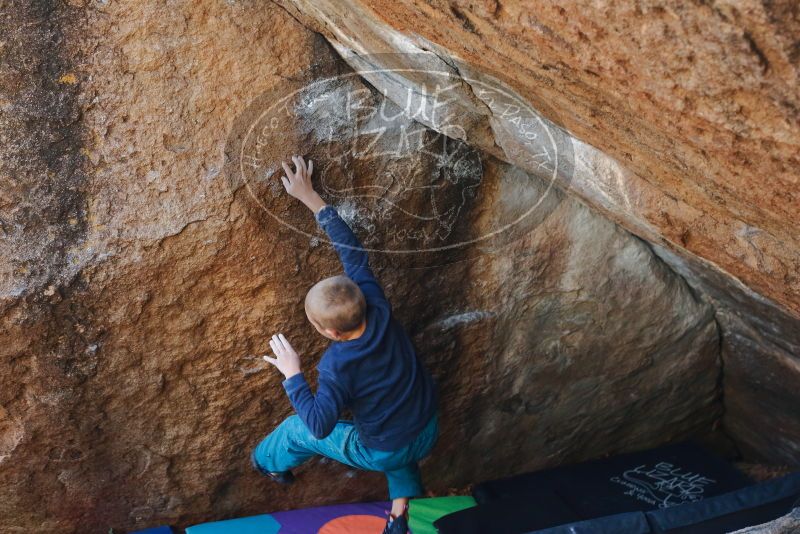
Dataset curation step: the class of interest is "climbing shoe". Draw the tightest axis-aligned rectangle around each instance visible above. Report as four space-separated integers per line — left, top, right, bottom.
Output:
263 470 295 485
382 506 409 534
250 450 295 484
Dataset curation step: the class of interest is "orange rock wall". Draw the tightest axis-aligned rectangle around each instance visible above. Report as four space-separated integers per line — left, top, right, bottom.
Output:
0 1 797 532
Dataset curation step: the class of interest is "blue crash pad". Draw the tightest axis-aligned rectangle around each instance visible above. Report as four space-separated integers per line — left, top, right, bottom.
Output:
185 513 281 534
645 471 800 533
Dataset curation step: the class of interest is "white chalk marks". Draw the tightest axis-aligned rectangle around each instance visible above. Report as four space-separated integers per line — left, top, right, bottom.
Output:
610 462 716 508
226 52 572 263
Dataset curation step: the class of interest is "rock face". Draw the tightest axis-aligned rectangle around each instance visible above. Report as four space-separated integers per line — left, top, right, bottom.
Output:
279 0 800 316
732 507 800 534
278 0 800 466
0 2 793 533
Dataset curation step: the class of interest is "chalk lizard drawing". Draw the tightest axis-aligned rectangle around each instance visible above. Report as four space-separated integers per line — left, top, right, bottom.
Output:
611 462 716 508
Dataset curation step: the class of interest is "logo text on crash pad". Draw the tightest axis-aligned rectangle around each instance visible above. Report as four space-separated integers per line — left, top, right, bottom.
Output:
610 462 716 508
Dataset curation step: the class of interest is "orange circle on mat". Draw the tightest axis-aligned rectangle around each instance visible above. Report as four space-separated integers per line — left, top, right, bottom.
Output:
318 514 387 533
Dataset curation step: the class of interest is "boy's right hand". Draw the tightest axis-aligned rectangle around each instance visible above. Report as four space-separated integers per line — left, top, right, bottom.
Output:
263 333 302 380
281 155 327 214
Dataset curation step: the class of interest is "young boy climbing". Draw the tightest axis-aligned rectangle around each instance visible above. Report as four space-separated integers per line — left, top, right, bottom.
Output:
251 155 440 534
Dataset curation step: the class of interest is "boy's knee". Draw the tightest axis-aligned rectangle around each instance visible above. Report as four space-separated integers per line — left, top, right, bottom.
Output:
282 414 312 440
261 415 309 450
251 415 309 470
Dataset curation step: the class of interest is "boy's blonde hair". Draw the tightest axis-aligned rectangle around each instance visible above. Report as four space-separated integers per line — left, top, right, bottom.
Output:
305 275 366 333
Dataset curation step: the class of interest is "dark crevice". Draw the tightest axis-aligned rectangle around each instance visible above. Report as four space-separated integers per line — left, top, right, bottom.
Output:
743 31 770 74
639 238 732 443
710 314 743 460
449 4 479 35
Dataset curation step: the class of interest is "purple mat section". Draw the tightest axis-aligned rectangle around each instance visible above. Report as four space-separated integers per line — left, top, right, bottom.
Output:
270 500 391 531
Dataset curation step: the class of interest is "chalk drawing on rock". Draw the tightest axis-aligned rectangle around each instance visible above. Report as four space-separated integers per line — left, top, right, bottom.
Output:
227 52 573 265
237 354 267 376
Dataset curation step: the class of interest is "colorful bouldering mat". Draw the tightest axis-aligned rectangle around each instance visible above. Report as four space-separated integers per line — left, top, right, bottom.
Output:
408 496 477 534
185 496 477 533
185 513 281 534
270 501 390 533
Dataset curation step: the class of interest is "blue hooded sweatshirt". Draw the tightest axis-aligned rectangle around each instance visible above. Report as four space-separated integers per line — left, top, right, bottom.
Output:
281 205 438 451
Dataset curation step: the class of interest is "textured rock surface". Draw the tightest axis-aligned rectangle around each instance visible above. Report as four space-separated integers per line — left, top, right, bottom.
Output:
279 0 800 316
654 245 800 465
732 507 800 534
278 0 800 466
0 1 730 532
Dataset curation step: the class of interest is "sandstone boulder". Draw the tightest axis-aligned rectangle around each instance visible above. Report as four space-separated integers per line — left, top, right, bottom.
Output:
0 1 794 532
279 0 800 467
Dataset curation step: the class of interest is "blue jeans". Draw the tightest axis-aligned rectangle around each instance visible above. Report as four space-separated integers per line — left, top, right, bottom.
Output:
251 412 439 499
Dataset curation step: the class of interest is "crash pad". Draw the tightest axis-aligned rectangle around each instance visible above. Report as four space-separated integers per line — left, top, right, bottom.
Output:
185 501 390 533
529 511 652 534
270 501 390 533
473 441 751 517
433 491 578 534
408 496 477 534
185 497 479 533
185 514 281 534
644 471 800 533
460 473 800 533
433 442 758 534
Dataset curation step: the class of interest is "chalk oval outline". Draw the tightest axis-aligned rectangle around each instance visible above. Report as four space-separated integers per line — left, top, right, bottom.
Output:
237 63 566 254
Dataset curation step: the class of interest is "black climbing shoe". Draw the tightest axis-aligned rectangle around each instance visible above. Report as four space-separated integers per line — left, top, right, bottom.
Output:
382 509 409 534
251 450 295 484
263 470 295 485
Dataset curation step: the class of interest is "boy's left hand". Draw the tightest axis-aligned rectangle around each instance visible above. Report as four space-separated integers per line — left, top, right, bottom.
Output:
264 333 302 380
